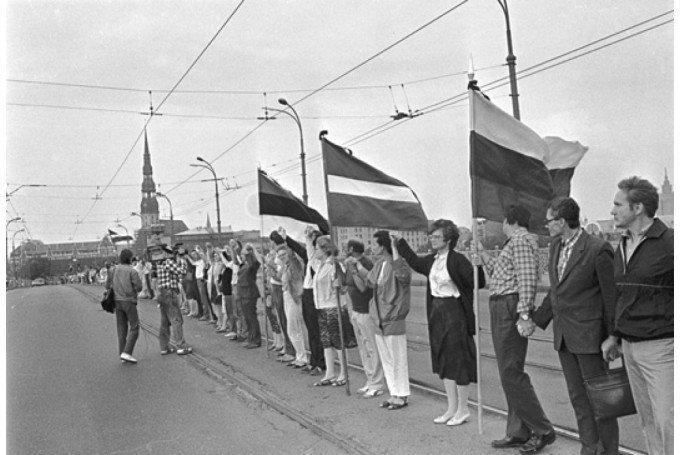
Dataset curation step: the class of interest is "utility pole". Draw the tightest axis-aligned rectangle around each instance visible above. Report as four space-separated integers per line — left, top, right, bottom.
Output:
191 158 223 234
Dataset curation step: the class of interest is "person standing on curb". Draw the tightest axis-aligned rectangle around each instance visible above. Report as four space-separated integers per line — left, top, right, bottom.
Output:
533 197 619 454
603 176 673 455
478 205 555 454
106 249 143 364
156 246 193 356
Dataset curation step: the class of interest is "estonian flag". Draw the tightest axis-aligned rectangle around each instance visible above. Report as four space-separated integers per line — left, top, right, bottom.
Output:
257 169 329 234
469 89 586 233
321 138 428 231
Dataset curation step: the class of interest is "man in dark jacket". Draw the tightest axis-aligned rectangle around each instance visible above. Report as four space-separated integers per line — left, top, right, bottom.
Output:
533 197 619 454
602 176 673 455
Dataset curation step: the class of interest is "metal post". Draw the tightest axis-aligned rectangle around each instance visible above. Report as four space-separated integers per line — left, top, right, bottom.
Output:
194 159 222 234
277 99 308 205
498 0 520 120
156 192 174 243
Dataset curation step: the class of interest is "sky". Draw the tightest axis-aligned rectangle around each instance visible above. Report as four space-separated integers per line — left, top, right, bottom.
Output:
2 0 675 244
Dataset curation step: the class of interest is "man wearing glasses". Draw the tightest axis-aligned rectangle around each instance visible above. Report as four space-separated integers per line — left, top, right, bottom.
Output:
478 205 555 454
533 197 619 454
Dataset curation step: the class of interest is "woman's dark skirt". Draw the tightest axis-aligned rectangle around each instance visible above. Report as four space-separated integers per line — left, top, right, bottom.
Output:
317 307 357 350
429 296 477 385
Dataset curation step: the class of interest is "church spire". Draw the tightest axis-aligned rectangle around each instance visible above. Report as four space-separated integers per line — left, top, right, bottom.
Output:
140 129 159 228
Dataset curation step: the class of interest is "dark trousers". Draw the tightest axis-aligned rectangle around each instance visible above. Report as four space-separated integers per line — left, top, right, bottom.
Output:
558 345 619 455
489 294 553 439
272 284 294 354
301 288 325 369
196 279 215 320
239 287 261 345
115 300 139 355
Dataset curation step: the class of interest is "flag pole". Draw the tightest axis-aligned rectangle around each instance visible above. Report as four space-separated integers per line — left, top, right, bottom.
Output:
320 135 351 396
258 168 270 359
468 56 483 435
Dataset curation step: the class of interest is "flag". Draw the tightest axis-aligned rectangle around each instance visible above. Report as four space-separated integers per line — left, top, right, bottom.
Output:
543 136 588 198
107 229 133 244
258 169 329 234
321 138 427 231
469 89 586 232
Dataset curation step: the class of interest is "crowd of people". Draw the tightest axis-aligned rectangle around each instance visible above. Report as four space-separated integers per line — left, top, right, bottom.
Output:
103 175 673 455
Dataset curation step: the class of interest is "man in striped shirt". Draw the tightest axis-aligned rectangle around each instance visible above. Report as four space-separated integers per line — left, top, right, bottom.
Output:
480 205 555 454
157 249 193 356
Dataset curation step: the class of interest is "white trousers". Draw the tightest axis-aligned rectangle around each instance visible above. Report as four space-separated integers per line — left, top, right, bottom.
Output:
622 338 674 455
350 310 384 391
283 290 309 364
374 333 410 397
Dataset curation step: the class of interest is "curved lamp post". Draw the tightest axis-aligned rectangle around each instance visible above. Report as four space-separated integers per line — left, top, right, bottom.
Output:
155 191 174 243
191 158 222 234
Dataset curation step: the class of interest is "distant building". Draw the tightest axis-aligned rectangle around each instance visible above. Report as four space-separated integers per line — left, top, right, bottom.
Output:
334 226 428 254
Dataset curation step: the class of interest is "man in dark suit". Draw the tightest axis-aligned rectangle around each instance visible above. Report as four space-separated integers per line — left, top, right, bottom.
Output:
533 197 619 455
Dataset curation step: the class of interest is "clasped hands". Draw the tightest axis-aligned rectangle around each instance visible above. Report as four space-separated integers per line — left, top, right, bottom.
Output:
516 318 536 338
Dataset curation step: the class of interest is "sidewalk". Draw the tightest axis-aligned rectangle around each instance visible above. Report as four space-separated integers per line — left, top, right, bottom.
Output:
90 287 584 455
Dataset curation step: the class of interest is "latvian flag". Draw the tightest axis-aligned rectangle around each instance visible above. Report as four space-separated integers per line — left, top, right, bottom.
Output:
258 169 330 234
107 229 133 244
469 89 586 233
321 138 428 231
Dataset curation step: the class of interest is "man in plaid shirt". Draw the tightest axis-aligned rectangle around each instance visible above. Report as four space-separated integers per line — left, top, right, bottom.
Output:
480 205 555 454
157 248 193 356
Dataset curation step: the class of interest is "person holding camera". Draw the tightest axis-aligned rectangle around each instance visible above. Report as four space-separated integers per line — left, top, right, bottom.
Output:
157 247 193 356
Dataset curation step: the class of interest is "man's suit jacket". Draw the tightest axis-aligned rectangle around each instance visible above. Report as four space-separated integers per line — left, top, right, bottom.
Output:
533 231 616 354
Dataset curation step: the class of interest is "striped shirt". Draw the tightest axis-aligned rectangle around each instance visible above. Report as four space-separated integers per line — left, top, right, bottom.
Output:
486 227 539 314
557 228 582 281
156 258 187 292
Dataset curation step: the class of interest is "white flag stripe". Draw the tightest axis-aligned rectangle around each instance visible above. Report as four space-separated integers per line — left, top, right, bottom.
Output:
472 91 549 162
543 136 588 170
327 175 418 203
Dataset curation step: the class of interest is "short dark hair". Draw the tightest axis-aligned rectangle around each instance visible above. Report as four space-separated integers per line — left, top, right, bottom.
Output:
505 205 531 229
310 230 323 247
346 239 365 254
373 230 392 255
430 219 460 251
119 249 134 265
549 197 580 229
618 176 659 217
269 231 284 245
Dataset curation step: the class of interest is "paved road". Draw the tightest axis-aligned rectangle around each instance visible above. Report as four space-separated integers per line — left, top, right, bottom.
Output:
6 285 344 455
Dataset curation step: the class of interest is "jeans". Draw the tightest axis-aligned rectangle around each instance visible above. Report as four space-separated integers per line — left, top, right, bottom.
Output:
302 288 325 369
272 284 294 355
622 337 674 455
158 288 188 350
489 294 553 439
115 300 139 355
283 290 308 364
238 286 261 345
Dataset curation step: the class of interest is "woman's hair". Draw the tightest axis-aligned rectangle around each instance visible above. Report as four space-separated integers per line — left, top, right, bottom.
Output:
287 251 305 283
316 235 338 256
373 230 392 255
430 219 460 251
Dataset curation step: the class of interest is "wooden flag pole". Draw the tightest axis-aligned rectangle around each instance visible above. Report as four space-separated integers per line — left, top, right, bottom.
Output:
260 213 270 359
320 135 351 396
468 57 484 435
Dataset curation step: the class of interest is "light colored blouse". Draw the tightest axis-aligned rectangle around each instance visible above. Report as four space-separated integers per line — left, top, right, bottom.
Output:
312 257 340 310
429 250 460 298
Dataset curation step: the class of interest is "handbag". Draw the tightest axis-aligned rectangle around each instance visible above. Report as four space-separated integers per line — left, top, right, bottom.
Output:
583 362 636 420
101 288 115 313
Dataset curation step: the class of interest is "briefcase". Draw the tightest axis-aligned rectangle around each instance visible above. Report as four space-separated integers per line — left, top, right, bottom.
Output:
583 366 636 420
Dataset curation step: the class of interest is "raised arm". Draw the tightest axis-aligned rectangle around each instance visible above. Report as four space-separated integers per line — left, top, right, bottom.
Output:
396 237 431 276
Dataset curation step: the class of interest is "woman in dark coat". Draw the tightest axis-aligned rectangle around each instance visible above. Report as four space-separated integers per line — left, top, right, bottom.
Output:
396 219 485 427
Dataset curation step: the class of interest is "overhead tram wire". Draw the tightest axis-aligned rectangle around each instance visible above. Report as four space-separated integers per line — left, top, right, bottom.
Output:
7 64 503 96
68 0 248 240
342 13 674 147
288 0 469 108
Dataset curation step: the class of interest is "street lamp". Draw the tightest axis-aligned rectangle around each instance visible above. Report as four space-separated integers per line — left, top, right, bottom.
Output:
259 98 308 205
155 191 174 243
6 216 21 263
191 158 222 234
497 0 520 120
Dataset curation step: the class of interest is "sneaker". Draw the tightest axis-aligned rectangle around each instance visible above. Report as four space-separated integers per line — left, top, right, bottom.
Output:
279 354 295 362
224 331 237 338
160 348 176 355
120 353 138 363
177 347 193 355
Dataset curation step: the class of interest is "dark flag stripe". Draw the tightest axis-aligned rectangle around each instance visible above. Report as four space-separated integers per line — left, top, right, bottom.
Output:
549 168 576 199
257 170 329 234
327 193 427 231
322 139 409 186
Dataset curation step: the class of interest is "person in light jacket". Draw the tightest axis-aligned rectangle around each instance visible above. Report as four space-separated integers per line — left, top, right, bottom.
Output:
106 249 143 364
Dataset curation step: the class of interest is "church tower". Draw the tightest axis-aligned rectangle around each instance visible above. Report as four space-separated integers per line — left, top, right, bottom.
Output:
658 168 673 216
140 130 159 228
